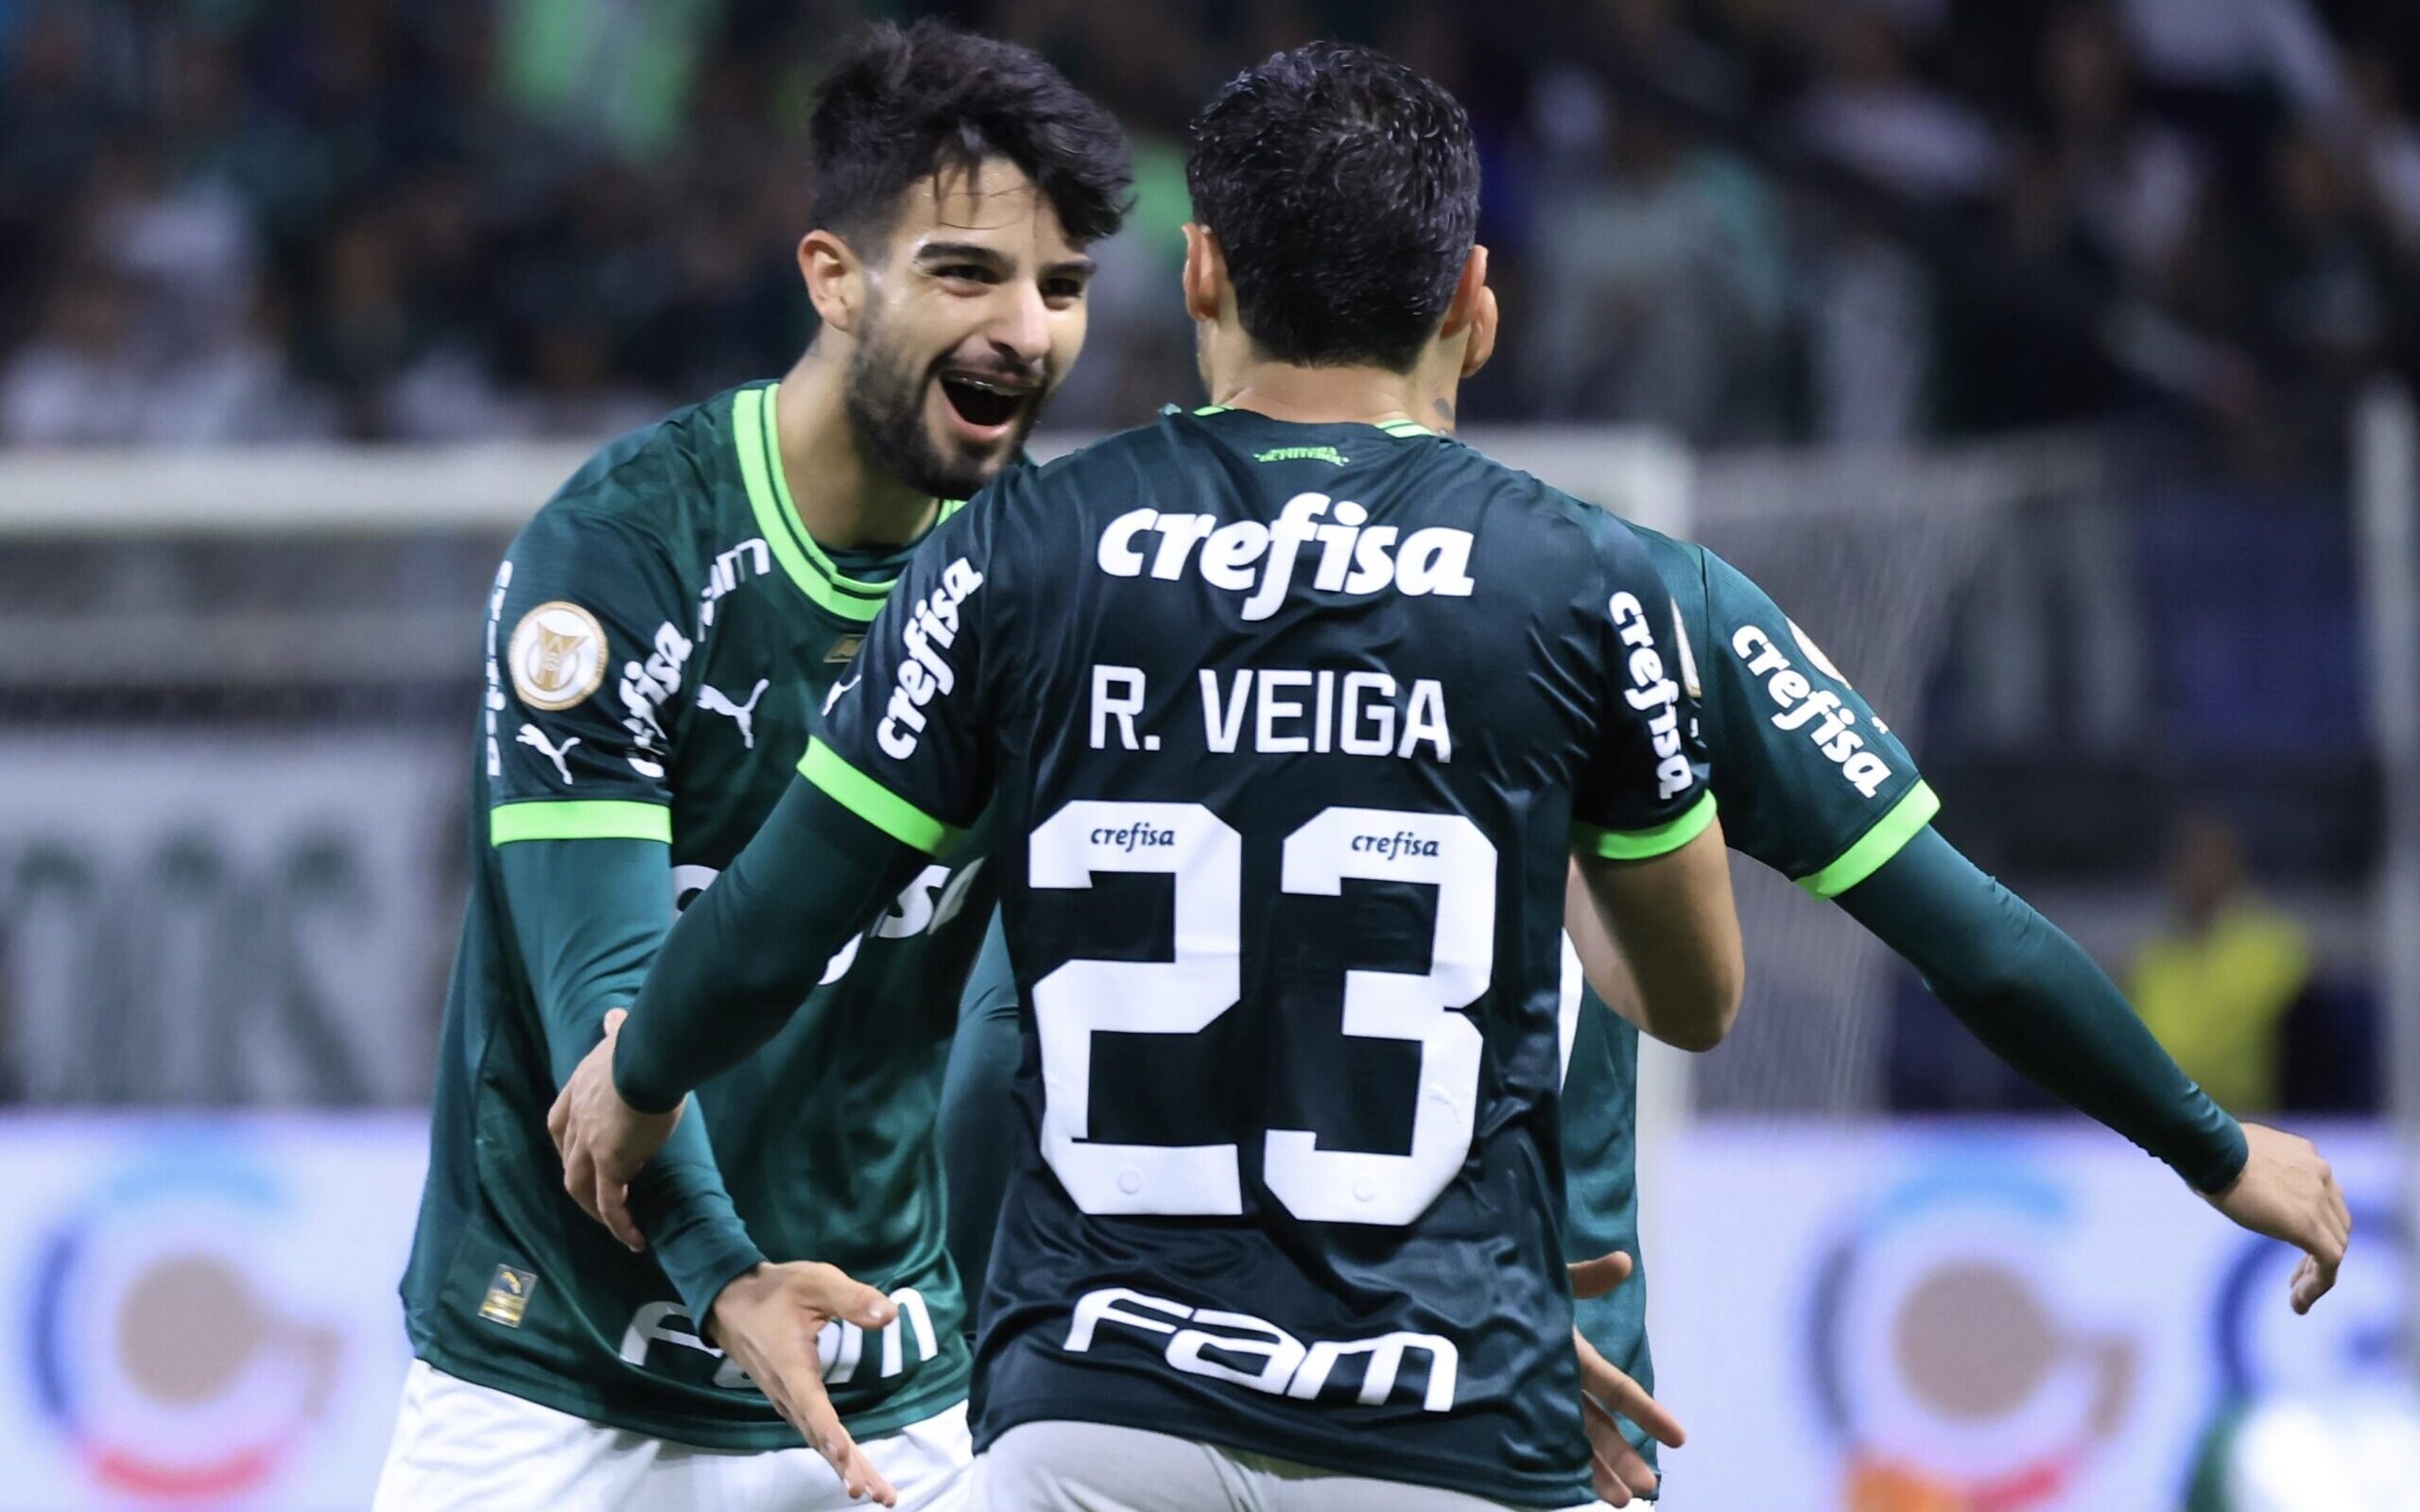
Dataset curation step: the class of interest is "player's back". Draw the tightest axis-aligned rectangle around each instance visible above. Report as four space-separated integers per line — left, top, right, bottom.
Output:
959 405 1709 1503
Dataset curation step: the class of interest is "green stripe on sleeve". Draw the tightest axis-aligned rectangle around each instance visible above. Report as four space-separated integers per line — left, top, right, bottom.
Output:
491 799 672 846
1573 790 1718 861
1798 781 1942 899
796 739 960 854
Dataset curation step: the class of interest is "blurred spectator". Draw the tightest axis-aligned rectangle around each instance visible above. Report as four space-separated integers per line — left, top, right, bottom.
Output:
1520 79 1785 442
2041 3 2203 283
0 264 148 443
0 0 2408 443
2127 815 2313 1113
1795 6 2002 201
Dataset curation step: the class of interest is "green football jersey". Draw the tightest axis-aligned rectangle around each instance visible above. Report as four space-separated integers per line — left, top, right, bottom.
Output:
400 381 996 1449
1561 525 1937 1469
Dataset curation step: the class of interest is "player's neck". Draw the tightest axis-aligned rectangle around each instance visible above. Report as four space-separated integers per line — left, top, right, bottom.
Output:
1216 359 1459 435
770 349 940 550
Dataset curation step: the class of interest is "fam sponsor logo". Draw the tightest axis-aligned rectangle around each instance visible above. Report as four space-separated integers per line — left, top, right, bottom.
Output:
1064 1285 1459 1414
876 558 983 760
1097 493 1475 622
1608 592 1695 801
1730 623 1891 799
622 1287 942 1390
27 1149 341 1502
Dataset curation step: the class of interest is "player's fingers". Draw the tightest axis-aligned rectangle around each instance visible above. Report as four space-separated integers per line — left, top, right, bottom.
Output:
2291 1249 2340 1314
1568 1251 1633 1300
790 1385 895 1505
1574 1328 1685 1449
545 1086 571 1157
560 1145 603 1225
1582 1397 1658 1499
1578 1393 1655 1500
602 1007 628 1036
1588 1452 1633 1508
798 1263 897 1331
1594 1373 1686 1450
596 1177 645 1252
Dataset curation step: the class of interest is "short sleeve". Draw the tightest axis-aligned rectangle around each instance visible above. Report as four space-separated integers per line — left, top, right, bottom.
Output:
1570 519 1716 859
1696 549 1937 896
798 493 1001 854
485 505 688 845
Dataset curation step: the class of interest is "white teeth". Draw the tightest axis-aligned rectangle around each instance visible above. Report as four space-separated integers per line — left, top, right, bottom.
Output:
944 375 1026 397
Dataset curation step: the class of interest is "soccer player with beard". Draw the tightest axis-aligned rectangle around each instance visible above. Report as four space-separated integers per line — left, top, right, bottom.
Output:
372 23 1127 1512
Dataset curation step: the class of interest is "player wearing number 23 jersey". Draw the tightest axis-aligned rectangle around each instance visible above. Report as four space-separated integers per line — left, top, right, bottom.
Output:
866 404 1721 1505
583 40 1744 1512
601 393 1734 1507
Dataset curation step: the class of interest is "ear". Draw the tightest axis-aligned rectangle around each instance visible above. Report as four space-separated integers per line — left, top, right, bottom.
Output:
1182 223 1227 326
798 229 864 336
1443 245 1497 380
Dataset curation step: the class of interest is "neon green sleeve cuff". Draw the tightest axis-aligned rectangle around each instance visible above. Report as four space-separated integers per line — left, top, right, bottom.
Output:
1798 781 1942 899
796 739 960 855
1573 790 1719 861
491 799 672 846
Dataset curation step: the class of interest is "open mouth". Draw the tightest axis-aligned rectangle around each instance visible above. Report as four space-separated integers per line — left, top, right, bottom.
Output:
938 371 1032 433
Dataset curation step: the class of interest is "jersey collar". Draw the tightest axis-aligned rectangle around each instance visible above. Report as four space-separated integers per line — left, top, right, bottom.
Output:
732 383 965 624
1183 403 1435 439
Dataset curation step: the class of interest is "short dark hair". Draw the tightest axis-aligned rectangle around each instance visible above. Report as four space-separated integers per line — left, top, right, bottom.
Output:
1186 43 1480 371
809 20 1132 249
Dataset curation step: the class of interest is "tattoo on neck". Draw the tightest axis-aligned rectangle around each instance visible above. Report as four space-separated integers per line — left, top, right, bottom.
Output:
1432 397 1455 425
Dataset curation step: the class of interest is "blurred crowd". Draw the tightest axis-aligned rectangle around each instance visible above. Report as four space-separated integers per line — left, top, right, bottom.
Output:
1 0 2414 449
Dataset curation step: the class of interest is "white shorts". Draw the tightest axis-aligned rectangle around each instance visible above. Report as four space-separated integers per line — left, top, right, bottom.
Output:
974 1418 1612 1512
371 1359 971 1512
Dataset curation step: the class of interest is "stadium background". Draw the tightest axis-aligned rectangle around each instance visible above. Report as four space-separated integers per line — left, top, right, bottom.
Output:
1 0 2415 1507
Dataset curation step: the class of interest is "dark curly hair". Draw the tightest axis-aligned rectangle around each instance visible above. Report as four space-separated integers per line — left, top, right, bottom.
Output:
809 20 1132 249
1186 43 1480 372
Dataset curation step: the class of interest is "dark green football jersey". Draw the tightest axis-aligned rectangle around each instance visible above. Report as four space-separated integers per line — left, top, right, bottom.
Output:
400 382 996 1449
1561 526 1936 1470
801 406 1715 1507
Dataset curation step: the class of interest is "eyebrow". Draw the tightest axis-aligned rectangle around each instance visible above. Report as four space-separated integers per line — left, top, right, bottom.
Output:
914 241 1097 277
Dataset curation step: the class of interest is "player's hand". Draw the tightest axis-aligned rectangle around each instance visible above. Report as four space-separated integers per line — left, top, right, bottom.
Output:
709 1262 901 1506
546 1008 684 1250
2204 1122 2351 1314
1569 1251 1685 1505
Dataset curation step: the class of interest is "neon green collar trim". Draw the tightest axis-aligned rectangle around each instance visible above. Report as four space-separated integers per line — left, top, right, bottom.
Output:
733 385 960 624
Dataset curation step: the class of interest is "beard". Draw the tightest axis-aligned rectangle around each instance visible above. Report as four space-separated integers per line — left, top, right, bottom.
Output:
843 303 1047 501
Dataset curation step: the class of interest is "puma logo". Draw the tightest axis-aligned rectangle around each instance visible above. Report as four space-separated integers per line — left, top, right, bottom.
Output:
516 724 580 784
822 675 861 718
697 679 769 749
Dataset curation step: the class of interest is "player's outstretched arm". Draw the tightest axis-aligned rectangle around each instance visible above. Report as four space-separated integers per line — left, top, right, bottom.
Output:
1573 821 1745 1052
500 838 767 1315
553 775 925 1211
1834 825 2349 1309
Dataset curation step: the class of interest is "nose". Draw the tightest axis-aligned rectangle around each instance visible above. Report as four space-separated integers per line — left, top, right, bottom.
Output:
990 281 1051 368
